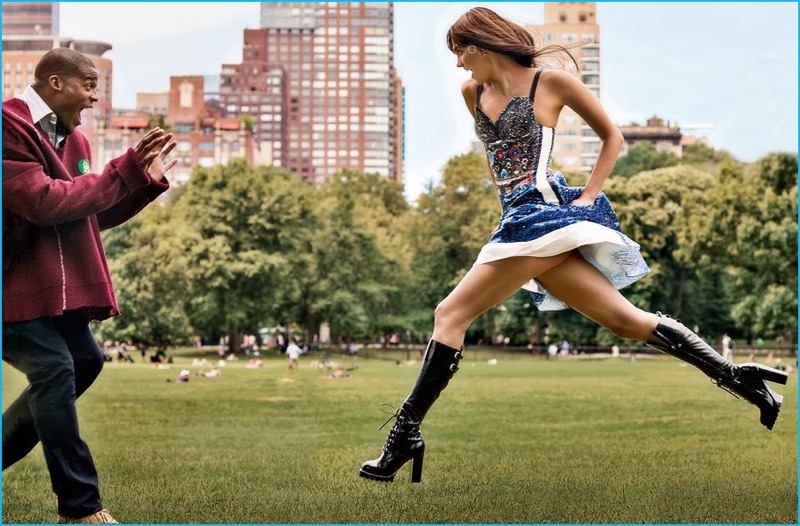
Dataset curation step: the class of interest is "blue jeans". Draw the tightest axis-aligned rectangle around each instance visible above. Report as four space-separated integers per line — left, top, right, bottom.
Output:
3 312 105 517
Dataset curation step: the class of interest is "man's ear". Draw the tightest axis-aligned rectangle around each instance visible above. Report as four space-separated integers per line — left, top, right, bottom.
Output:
47 75 63 92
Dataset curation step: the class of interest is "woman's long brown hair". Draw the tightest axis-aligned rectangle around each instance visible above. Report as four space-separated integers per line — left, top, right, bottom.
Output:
446 7 580 73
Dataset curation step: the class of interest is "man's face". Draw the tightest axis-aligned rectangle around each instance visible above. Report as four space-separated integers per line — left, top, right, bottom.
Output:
53 65 99 133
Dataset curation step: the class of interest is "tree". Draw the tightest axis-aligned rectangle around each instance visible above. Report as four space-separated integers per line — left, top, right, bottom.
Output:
175 159 316 351
723 154 798 341
494 290 550 346
681 143 716 166
311 170 402 343
680 143 739 176
613 142 680 178
95 147 796 350
147 114 168 132
96 205 194 350
238 114 254 132
337 171 420 340
604 165 720 329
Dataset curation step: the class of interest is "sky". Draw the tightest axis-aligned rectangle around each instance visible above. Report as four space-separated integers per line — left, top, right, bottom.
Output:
57 2 799 201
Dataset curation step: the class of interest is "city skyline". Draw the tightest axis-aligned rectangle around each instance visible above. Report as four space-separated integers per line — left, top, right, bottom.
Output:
56 2 799 200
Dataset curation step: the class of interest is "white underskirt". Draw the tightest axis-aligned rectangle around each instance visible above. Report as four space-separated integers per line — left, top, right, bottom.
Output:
473 221 648 310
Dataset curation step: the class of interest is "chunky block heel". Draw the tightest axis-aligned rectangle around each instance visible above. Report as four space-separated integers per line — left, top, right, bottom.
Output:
768 387 783 406
742 363 790 385
411 451 424 483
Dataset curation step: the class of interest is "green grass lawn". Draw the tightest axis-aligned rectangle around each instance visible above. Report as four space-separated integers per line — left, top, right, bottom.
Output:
2 350 797 524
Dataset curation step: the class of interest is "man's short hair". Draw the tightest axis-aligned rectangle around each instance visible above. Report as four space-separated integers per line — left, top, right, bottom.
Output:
34 48 95 84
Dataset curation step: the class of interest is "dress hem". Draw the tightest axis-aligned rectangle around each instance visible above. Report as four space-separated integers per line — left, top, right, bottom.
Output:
473 221 651 311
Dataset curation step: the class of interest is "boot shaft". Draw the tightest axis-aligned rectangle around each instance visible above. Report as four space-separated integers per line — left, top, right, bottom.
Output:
647 313 732 379
402 340 463 423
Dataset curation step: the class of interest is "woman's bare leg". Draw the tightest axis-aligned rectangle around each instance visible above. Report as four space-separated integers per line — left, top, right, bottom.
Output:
535 251 659 341
432 253 572 348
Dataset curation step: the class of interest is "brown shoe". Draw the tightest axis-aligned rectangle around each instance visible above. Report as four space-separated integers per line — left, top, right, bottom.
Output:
57 509 119 524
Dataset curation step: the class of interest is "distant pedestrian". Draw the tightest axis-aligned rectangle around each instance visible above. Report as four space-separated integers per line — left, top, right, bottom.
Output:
722 334 733 361
286 339 301 370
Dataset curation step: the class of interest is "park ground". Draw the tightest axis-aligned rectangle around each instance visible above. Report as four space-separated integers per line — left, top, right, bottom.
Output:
2 347 797 524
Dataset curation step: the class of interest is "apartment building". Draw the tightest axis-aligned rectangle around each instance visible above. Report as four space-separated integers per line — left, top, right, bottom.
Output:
529 2 601 173
219 2 403 183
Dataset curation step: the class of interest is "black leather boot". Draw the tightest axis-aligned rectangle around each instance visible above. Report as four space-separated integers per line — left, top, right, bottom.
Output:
359 340 463 482
647 313 788 430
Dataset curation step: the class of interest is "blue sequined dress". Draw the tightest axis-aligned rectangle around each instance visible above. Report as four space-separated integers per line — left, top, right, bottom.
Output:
473 70 650 311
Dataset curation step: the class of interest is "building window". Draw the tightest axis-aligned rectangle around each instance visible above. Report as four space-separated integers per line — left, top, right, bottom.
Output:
179 81 194 108
582 46 599 57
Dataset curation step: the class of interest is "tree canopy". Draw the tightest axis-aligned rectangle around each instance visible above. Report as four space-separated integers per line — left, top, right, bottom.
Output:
97 149 798 350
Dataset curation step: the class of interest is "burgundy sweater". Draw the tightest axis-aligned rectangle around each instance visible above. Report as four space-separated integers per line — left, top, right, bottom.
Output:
2 97 169 323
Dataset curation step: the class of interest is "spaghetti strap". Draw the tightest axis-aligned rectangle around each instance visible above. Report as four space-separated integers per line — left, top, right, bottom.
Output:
529 69 543 102
476 84 484 111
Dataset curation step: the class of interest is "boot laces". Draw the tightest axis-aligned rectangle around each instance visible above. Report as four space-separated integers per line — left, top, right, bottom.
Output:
378 403 401 430
384 425 400 451
712 378 741 399
378 404 402 452
712 364 747 399
377 404 418 453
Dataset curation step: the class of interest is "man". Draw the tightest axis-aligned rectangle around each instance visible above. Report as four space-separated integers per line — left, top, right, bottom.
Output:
2 47 177 524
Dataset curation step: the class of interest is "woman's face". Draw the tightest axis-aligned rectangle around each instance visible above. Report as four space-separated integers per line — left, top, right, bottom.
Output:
455 45 485 81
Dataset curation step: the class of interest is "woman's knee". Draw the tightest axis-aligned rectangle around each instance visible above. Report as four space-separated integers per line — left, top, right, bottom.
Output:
603 310 653 341
433 300 451 328
433 298 471 333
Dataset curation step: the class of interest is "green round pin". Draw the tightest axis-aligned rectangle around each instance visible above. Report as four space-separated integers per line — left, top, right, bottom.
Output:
78 158 90 174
